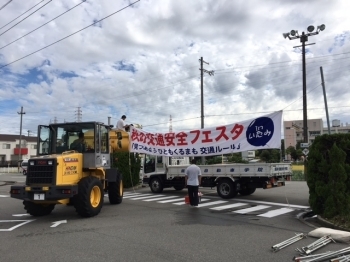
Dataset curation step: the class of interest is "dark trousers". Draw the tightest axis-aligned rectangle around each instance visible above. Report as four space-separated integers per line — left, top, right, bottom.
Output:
187 185 199 206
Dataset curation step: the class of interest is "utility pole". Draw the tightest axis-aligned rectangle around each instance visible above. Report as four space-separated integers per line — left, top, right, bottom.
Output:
108 116 111 126
320 67 331 135
283 24 325 143
27 130 31 137
17 106 25 167
199 57 214 164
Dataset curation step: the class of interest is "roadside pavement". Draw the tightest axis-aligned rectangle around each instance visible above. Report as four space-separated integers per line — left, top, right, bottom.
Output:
1 174 349 243
299 210 350 243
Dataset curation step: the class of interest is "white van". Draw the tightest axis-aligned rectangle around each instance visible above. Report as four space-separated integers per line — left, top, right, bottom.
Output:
21 159 28 175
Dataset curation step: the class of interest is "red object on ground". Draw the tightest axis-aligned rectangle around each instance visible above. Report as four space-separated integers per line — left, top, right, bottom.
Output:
185 195 190 204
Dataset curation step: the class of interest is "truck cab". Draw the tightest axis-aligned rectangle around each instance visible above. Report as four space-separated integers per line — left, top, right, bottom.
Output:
142 155 190 192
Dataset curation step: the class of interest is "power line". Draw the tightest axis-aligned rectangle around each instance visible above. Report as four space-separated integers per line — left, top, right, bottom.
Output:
0 0 53 38
0 0 45 30
0 0 140 70
0 0 12 11
0 0 87 51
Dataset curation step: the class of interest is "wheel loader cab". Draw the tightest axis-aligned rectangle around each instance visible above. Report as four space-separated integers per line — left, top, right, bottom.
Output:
37 122 111 169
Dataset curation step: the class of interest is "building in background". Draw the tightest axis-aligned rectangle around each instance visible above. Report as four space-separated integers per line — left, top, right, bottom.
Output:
284 118 350 156
0 134 37 166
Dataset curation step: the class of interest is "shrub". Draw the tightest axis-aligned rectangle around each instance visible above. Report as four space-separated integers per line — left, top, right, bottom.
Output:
307 134 350 219
112 152 141 188
292 171 304 181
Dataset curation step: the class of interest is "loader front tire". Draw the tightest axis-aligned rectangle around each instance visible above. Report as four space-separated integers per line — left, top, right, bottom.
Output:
108 175 123 205
23 201 55 216
73 176 103 217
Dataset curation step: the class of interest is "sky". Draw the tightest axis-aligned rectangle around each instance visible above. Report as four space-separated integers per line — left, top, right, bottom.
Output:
0 0 349 138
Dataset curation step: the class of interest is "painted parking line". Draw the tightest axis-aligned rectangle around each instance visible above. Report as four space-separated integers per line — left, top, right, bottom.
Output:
129 195 165 200
196 200 228 208
143 196 179 202
257 207 294 218
0 195 9 197
210 203 247 210
233 205 270 214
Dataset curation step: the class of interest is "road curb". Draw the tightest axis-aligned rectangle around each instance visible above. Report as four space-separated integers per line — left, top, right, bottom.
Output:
297 210 318 229
316 215 350 232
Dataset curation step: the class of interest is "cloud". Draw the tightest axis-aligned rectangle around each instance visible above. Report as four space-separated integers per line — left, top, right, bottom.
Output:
0 0 349 137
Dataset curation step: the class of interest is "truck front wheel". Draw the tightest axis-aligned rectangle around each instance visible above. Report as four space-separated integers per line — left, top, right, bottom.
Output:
217 179 237 199
23 201 55 216
73 176 103 217
150 177 163 193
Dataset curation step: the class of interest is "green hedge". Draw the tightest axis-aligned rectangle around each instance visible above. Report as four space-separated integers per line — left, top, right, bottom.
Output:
112 152 141 188
307 134 350 219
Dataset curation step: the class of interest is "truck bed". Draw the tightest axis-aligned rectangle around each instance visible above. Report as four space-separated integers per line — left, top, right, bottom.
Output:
166 163 291 178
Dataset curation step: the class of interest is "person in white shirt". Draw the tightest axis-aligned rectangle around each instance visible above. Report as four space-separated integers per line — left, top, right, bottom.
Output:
116 115 129 131
185 159 202 206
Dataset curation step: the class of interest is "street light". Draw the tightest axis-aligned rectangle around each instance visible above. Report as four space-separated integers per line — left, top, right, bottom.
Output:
283 24 326 143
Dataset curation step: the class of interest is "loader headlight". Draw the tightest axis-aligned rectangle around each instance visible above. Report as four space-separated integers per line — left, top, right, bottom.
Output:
48 160 53 165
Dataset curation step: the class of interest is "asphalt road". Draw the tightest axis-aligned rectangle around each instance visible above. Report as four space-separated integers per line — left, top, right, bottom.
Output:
0 173 348 262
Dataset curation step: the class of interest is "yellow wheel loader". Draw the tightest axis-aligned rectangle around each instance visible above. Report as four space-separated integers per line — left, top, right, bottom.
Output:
10 121 123 218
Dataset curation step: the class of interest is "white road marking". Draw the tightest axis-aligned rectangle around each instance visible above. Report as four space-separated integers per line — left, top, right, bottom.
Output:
0 220 35 232
0 195 9 197
12 214 30 217
233 205 270 214
173 198 210 205
158 198 183 203
124 192 142 196
196 200 228 208
257 207 294 218
129 195 165 200
123 194 151 199
210 203 248 210
119 192 307 218
51 220 67 228
235 198 309 209
143 196 178 202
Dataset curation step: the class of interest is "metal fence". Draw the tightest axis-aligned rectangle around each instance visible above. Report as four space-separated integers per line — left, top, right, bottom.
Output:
0 160 21 167
0 167 20 173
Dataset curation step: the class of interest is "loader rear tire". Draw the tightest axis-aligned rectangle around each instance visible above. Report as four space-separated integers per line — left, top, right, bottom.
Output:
23 201 55 216
73 176 103 217
108 176 123 205
217 179 237 199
